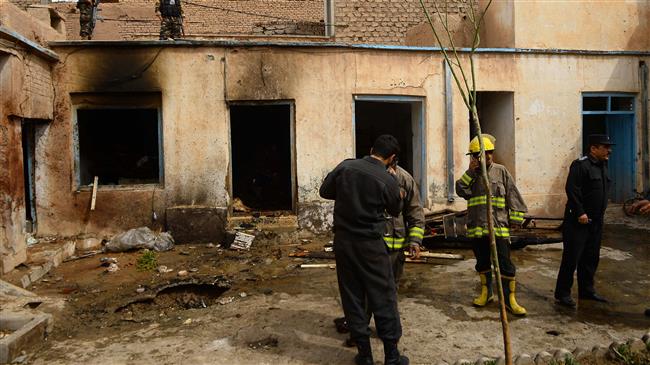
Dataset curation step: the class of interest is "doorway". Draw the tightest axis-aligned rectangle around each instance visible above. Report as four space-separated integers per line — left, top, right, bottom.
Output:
353 95 426 203
229 102 295 213
471 92 516 177
21 121 37 233
582 94 636 203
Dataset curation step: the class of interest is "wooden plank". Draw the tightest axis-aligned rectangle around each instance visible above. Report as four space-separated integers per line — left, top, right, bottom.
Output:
90 176 98 211
300 264 336 269
406 252 464 260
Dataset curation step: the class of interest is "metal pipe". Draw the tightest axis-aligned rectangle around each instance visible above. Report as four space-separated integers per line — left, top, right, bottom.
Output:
48 39 650 57
445 61 455 202
640 61 649 193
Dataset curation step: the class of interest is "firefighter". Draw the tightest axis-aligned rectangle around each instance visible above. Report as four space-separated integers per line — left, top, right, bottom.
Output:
455 134 528 316
554 134 614 307
155 0 184 40
320 134 409 365
384 162 425 285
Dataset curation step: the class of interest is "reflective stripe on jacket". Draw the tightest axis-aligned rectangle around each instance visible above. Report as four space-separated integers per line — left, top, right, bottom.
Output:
384 166 426 250
455 163 527 238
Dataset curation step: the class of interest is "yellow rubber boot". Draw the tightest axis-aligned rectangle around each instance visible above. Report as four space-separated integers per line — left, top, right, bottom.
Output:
472 271 494 307
502 276 526 316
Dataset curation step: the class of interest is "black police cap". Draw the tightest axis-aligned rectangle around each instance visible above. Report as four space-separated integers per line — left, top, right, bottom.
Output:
588 134 615 146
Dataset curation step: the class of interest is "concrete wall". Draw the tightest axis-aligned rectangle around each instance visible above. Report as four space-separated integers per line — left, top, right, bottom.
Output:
37 44 648 242
479 0 650 51
0 1 61 273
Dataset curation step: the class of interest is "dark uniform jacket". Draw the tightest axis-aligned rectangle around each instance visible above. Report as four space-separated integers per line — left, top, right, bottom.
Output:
320 156 402 240
564 155 610 224
383 166 425 250
156 0 182 17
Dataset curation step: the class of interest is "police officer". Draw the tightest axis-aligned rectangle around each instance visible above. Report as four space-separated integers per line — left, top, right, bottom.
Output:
335 162 425 347
76 0 95 40
455 134 528 316
155 0 184 40
555 134 614 307
320 134 409 365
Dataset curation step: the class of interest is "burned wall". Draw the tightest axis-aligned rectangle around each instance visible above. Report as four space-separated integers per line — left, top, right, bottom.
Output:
42 44 649 241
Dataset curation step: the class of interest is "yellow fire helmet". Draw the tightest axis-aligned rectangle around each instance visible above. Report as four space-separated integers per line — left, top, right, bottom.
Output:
467 134 496 154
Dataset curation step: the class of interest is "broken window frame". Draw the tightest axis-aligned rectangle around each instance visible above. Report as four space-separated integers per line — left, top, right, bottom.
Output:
227 100 297 214
71 93 164 191
352 94 427 206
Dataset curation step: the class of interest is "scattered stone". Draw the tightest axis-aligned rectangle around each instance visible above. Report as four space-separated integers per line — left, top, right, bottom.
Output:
177 270 189 277
106 263 119 273
643 332 650 345
206 243 215 248
514 354 534 365
157 265 173 273
78 237 102 251
12 354 27 363
627 338 646 353
301 239 310 243
608 341 624 360
136 287 145 293
572 347 589 360
474 357 493 365
189 268 199 273
247 336 278 349
239 292 247 298
179 251 190 256
534 351 553 365
183 318 192 325
545 330 561 336
26 236 39 245
553 348 572 361
454 359 472 365
189 246 196 249
217 296 235 305
100 257 118 266
261 288 273 295
230 232 255 250
591 345 608 358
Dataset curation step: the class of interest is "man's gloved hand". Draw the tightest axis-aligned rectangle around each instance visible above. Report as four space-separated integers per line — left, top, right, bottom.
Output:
408 243 421 260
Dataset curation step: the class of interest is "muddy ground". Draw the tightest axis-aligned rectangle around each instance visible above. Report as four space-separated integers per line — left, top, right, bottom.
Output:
5 224 650 364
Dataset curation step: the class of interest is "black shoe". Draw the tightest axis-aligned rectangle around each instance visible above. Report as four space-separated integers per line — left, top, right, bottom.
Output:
333 317 349 334
355 339 373 365
555 296 576 308
344 337 357 348
384 340 409 365
645 308 650 317
579 292 608 303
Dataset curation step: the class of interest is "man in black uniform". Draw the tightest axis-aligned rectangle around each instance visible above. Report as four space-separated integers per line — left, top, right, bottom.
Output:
555 134 614 307
320 135 408 365
155 0 183 40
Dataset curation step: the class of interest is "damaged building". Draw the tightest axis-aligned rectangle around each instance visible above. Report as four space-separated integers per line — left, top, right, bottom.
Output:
1 0 649 274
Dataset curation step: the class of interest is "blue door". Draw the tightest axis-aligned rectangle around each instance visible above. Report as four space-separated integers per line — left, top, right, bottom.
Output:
582 94 636 204
606 114 636 203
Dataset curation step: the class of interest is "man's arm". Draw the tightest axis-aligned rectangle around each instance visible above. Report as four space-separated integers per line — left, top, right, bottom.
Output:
403 177 425 258
319 166 339 200
383 175 403 217
504 169 527 226
455 168 478 200
565 161 587 220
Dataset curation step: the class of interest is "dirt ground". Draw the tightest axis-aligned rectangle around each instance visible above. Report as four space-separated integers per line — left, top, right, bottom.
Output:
5 224 650 364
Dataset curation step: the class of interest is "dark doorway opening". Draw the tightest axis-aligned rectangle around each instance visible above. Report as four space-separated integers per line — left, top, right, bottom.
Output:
230 103 293 212
354 98 426 203
21 121 37 232
470 92 516 177
77 108 161 186
355 101 414 173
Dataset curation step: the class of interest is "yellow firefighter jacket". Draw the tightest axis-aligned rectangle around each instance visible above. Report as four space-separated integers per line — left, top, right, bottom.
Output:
455 163 527 238
383 166 426 250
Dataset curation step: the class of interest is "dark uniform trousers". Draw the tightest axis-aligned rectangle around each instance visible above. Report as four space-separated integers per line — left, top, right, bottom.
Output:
335 235 402 343
389 250 405 285
472 237 516 277
555 221 603 298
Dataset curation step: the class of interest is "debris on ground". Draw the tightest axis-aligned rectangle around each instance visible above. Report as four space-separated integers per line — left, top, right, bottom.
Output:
157 265 173 274
217 296 235 305
248 336 279 350
300 264 336 269
232 198 251 213
99 257 117 266
106 263 119 273
230 232 255 250
104 227 174 253
177 270 188 277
